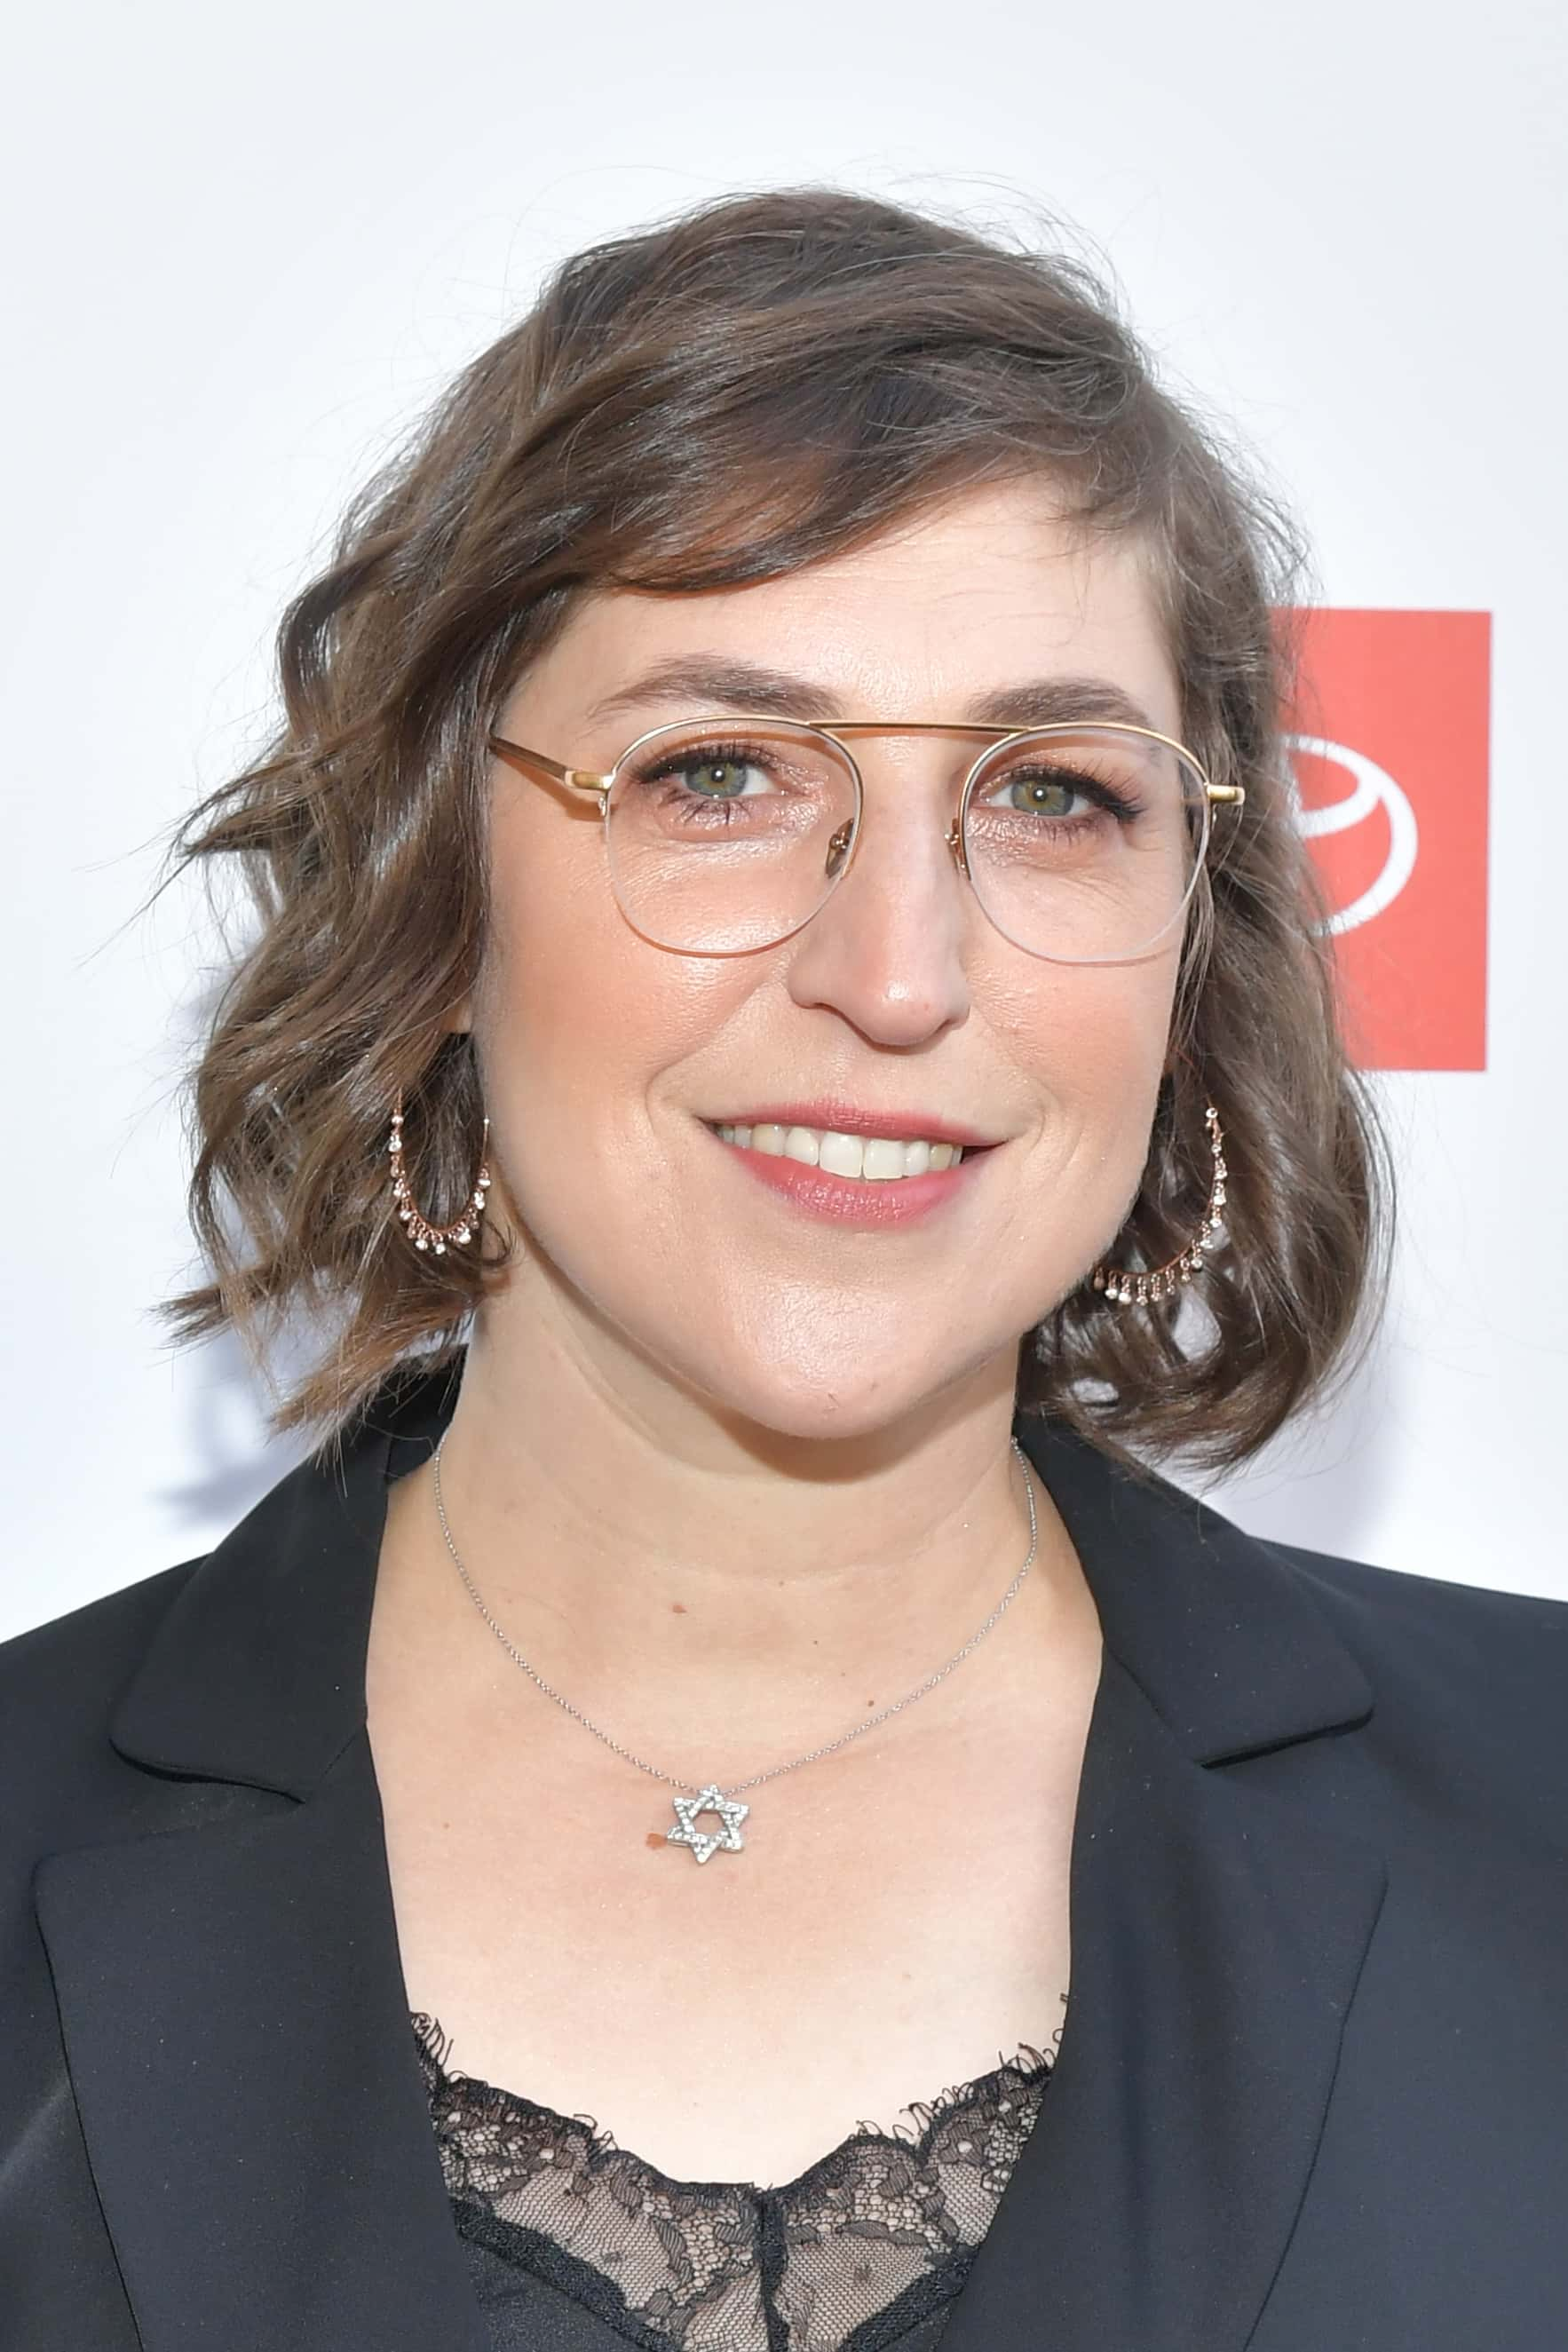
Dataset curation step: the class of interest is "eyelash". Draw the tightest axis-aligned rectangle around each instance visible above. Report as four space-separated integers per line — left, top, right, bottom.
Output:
637 736 790 788
980 766 1147 824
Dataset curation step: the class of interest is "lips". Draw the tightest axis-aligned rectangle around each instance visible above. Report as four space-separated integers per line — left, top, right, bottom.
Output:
698 1106 999 1229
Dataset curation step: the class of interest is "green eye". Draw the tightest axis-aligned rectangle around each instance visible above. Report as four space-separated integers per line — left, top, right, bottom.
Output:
685 758 752 798
1006 776 1077 815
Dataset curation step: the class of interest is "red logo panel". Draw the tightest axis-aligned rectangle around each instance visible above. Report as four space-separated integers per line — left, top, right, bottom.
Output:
1279 609 1490 1072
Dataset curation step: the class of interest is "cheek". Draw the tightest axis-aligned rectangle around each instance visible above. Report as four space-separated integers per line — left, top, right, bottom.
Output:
1000 948 1174 1089
474 803 740 1162
992 958 1176 1211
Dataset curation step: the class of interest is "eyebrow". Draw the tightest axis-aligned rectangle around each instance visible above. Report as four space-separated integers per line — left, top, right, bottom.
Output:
581 654 1160 736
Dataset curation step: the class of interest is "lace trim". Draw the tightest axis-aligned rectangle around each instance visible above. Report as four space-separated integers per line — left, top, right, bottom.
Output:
411 2008 1056 2352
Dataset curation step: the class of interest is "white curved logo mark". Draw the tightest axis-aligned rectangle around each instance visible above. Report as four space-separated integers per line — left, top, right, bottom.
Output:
1284 733 1420 936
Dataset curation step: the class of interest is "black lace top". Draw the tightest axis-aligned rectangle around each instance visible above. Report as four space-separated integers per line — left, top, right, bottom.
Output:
411 2008 1056 2351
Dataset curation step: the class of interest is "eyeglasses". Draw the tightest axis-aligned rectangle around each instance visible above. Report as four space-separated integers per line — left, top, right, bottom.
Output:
487 715 1243 963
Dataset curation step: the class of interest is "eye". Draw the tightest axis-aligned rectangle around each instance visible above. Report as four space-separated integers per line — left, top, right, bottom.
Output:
994 772 1086 819
978 764 1138 822
627 736 795 809
673 753 767 800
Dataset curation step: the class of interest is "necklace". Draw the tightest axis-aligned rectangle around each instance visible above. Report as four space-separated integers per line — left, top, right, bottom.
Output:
431 1431 1040 1864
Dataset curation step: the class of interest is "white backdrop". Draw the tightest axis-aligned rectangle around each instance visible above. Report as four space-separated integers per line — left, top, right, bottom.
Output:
4 0 1565 1639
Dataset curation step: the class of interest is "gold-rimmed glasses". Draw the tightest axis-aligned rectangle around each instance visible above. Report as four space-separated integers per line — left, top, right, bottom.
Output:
487 715 1242 963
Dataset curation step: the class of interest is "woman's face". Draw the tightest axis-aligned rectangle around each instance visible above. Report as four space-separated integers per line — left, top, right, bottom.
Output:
467 479 1187 1441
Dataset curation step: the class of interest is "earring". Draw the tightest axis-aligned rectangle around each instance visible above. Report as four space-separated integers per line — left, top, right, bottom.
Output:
1091 1102 1228 1307
387 1087 492 1255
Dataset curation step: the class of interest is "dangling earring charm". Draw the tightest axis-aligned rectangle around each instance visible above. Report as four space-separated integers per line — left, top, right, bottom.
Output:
1092 1103 1228 1307
388 1087 492 1255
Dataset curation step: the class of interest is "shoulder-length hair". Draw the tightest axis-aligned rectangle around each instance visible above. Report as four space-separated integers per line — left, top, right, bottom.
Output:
156 185 1393 1477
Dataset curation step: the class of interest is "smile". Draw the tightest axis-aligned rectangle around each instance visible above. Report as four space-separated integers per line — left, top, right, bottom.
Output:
706 1121 966 1183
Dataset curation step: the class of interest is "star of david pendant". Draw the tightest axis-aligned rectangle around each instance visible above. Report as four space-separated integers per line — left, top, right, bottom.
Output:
666 1784 749 1864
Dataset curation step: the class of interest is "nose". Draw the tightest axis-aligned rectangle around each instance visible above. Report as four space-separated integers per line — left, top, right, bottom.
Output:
780 754 975 1048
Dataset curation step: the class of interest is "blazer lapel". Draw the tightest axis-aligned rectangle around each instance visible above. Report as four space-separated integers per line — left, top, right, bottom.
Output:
938 1414 1390 2352
34 1360 488 2352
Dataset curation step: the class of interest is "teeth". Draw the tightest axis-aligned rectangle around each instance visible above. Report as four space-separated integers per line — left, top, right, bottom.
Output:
713 1122 969 1181
817 1131 865 1178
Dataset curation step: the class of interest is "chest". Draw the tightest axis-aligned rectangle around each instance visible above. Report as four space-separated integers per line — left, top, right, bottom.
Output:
367 1616 1093 2183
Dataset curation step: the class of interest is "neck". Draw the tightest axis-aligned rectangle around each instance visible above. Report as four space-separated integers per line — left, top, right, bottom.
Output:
386 1290 1087 1774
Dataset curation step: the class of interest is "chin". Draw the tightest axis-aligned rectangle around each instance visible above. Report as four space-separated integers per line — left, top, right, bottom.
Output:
677 1336 1003 1450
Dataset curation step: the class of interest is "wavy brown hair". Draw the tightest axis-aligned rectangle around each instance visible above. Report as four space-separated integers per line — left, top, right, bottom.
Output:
154 185 1394 1477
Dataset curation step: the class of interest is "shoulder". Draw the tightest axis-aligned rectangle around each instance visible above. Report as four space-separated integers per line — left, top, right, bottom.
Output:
1 1550 207 1699
1269 1533 1568 1684
1256 1533 1568 1849
0 1555 209 1849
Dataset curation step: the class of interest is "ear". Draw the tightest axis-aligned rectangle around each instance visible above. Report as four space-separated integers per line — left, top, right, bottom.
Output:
445 996 474 1034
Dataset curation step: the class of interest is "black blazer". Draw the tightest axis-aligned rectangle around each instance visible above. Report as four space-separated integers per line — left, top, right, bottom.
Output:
4 1355 1567 2351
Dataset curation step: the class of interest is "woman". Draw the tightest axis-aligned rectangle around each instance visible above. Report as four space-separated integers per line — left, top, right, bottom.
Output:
4 187 1564 2352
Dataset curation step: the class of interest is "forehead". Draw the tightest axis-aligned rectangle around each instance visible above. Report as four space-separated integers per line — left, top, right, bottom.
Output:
515 479 1181 744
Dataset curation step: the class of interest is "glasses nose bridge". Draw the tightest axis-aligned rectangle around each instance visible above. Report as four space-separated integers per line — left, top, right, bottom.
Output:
814 720 982 889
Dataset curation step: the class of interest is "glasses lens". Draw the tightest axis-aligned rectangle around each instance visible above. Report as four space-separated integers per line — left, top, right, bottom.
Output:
605 720 859 952
961 725 1210 962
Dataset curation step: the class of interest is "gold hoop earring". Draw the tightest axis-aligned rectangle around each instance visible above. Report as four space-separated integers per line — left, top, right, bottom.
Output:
388 1087 492 1255
1091 1102 1228 1307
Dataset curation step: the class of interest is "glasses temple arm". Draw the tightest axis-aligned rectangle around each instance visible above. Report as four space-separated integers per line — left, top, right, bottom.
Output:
487 733 609 798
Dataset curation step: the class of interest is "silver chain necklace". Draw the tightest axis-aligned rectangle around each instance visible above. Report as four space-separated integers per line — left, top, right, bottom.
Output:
432 1430 1039 1864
